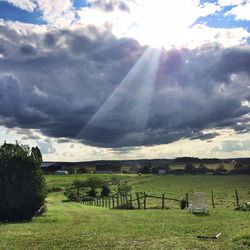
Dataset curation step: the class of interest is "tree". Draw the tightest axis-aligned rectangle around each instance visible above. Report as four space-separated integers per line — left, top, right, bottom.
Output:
198 163 207 174
31 146 43 165
101 185 110 197
77 167 87 174
0 143 47 222
118 182 132 196
184 164 196 173
139 165 151 174
84 177 105 197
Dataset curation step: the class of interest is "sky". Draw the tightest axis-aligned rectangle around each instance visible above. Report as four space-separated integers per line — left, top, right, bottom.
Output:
0 0 250 161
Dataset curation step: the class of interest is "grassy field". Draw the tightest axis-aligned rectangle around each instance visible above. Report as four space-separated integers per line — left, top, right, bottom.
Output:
0 174 250 249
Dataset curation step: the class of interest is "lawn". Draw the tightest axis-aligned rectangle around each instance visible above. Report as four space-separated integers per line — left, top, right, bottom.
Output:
0 174 250 249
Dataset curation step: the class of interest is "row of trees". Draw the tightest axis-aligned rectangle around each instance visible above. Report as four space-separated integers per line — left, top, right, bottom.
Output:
64 176 132 202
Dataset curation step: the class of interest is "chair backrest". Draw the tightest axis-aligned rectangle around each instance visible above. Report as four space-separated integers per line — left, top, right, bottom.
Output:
192 192 206 208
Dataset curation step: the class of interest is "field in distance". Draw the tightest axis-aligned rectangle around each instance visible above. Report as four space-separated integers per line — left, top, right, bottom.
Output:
0 174 249 249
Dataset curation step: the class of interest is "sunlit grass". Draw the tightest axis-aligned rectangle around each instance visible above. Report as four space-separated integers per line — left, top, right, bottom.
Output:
0 174 249 249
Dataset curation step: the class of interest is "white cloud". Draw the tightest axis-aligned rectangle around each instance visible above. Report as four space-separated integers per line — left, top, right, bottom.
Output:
0 0 37 12
218 0 246 7
226 2 250 20
213 139 250 152
108 0 222 48
74 0 250 49
37 0 75 26
187 24 250 48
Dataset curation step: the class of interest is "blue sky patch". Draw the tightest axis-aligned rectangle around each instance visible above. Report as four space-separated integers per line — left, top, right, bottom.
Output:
72 0 90 9
194 5 250 32
0 1 45 24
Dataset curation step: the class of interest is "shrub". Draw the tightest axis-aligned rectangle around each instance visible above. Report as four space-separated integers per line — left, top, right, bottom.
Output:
48 187 62 193
114 203 134 210
214 165 228 175
184 164 196 174
0 143 47 222
64 188 80 202
64 177 106 200
77 168 87 174
101 185 110 197
180 199 187 209
110 175 120 185
231 164 250 174
118 183 132 196
139 165 151 174
235 202 250 211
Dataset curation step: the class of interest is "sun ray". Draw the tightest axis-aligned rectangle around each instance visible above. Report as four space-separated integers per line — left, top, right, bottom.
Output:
77 47 161 146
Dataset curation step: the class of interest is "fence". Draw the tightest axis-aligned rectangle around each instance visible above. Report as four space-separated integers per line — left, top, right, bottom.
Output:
81 190 246 209
82 192 186 210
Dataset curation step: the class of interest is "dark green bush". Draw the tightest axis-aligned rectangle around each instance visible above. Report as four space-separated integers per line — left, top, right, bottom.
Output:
101 185 110 197
0 143 47 222
118 183 132 196
64 188 80 202
48 187 62 193
180 199 187 209
77 167 87 174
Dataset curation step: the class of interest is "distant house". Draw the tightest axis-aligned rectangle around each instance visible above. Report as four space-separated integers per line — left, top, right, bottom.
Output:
95 165 122 174
55 170 68 175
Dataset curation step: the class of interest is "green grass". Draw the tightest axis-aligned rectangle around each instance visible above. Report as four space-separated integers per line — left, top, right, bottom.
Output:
0 174 250 249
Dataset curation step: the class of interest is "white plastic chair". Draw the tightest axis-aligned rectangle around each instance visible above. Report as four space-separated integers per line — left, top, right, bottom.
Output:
188 192 209 214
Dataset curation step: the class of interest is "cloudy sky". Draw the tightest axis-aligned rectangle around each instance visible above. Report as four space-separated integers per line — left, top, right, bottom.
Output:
0 0 250 161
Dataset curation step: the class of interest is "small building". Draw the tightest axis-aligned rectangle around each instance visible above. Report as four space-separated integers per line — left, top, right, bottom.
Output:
55 170 68 175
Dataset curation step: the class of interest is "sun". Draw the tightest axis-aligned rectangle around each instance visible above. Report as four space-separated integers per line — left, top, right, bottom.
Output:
114 0 206 49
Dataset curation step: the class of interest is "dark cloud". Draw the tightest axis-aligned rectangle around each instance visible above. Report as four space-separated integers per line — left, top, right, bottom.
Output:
44 33 56 47
190 132 220 141
91 0 130 12
20 44 36 55
0 44 4 54
211 47 250 81
0 23 250 148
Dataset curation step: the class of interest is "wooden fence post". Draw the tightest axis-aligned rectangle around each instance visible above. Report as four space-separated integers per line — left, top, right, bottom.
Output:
144 192 147 209
185 193 189 208
112 196 115 208
211 190 215 208
235 190 239 207
136 192 140 209
162 193 165 209
108 197 111 208
117 194 119 207
130 193 133 207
